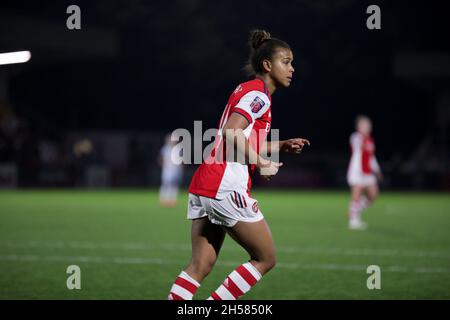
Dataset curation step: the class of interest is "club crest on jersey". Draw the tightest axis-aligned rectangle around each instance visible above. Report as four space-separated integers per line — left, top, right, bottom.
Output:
250 96 265 113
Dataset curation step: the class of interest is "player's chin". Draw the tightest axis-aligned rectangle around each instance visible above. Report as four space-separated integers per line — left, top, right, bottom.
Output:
284 78 293 87
275 77 292 88
278 80 291 88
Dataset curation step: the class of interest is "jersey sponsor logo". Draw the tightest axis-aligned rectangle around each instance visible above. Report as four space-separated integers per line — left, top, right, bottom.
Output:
252 202 259 213
234 85 243 94
250 96 265 113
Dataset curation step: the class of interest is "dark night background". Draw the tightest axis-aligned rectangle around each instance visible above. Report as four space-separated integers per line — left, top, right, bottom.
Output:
0 0 449 189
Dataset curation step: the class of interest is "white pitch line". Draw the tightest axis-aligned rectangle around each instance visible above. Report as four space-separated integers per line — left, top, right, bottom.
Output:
1 240 449 259
1 254 450 274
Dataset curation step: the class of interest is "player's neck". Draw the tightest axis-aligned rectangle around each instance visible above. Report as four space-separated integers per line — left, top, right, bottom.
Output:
256 74 276 95
358 131 370 137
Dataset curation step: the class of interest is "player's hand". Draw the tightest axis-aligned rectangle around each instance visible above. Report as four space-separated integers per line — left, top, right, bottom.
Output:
257 159 283 180
281 138 310 154
376 171 384 182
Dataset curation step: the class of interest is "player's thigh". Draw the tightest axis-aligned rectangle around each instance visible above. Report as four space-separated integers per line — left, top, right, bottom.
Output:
366 184 379 202
225 219 275 263
351 185 364 201
191 217 226 265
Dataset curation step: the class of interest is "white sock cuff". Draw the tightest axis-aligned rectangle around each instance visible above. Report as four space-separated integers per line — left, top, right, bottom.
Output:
243 262 262 281
180 271 201 287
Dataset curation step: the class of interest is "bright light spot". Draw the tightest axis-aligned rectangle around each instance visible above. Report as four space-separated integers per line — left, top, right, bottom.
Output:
0 51 32 66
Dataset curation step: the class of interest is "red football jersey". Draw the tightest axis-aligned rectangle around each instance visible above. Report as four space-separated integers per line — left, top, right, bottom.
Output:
348 132 380 175
188 78 272 199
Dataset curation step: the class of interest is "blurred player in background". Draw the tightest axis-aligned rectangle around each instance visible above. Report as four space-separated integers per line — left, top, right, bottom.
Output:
347 115 383 230
158 134 183 207
168 29 310 300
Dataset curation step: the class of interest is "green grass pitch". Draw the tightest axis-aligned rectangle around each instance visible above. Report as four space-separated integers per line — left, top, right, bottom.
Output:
0 189 449 299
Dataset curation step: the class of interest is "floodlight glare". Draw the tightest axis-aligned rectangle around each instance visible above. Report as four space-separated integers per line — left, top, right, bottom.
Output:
0 51 32 66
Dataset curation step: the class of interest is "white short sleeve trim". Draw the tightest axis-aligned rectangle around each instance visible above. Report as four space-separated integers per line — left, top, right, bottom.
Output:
350 132 362 151
233 90 271 123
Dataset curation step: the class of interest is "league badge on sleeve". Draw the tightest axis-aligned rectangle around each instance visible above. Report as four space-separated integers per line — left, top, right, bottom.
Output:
250 96 265 113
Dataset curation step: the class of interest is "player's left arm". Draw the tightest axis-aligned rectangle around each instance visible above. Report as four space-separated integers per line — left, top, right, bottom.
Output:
371 156 383 181
262 138 310 155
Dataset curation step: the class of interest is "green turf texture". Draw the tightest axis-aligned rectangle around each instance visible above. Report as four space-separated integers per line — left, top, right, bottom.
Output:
0 189 449 299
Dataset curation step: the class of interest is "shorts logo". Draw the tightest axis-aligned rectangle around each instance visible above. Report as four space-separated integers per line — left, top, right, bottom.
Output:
252 202 259 213
250 96 265 113
231 191 247 208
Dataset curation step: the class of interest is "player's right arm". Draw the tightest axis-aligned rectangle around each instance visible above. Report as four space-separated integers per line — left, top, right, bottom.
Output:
222 112 282 178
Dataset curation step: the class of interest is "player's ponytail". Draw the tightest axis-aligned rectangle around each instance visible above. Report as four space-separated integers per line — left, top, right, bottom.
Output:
249 29 272 50
244 29 291 77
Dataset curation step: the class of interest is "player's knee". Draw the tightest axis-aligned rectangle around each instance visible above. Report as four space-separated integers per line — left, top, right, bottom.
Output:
368 192 378 202
266 253 277 271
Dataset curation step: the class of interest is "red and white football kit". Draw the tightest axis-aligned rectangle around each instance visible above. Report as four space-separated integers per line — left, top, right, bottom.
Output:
347 132 380 187
187 78 272 227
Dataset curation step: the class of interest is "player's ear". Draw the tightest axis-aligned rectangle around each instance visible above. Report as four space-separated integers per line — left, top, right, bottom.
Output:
262 59 272 72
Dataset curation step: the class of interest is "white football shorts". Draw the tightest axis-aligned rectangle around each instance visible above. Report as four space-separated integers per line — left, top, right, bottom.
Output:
187 192 264 227
347 172 377 187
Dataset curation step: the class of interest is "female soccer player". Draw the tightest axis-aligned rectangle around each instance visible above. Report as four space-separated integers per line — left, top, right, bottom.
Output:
158 134 183 207
168 29 310 300
347 115 383 230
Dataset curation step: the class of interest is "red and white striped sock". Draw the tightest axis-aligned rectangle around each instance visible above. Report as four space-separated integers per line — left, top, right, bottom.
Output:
168 271 200 300
349 200 361 221
207 262 262 300
359 195 371 212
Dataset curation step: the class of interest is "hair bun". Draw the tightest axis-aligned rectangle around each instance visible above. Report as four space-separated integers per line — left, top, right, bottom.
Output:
249 29 271 50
